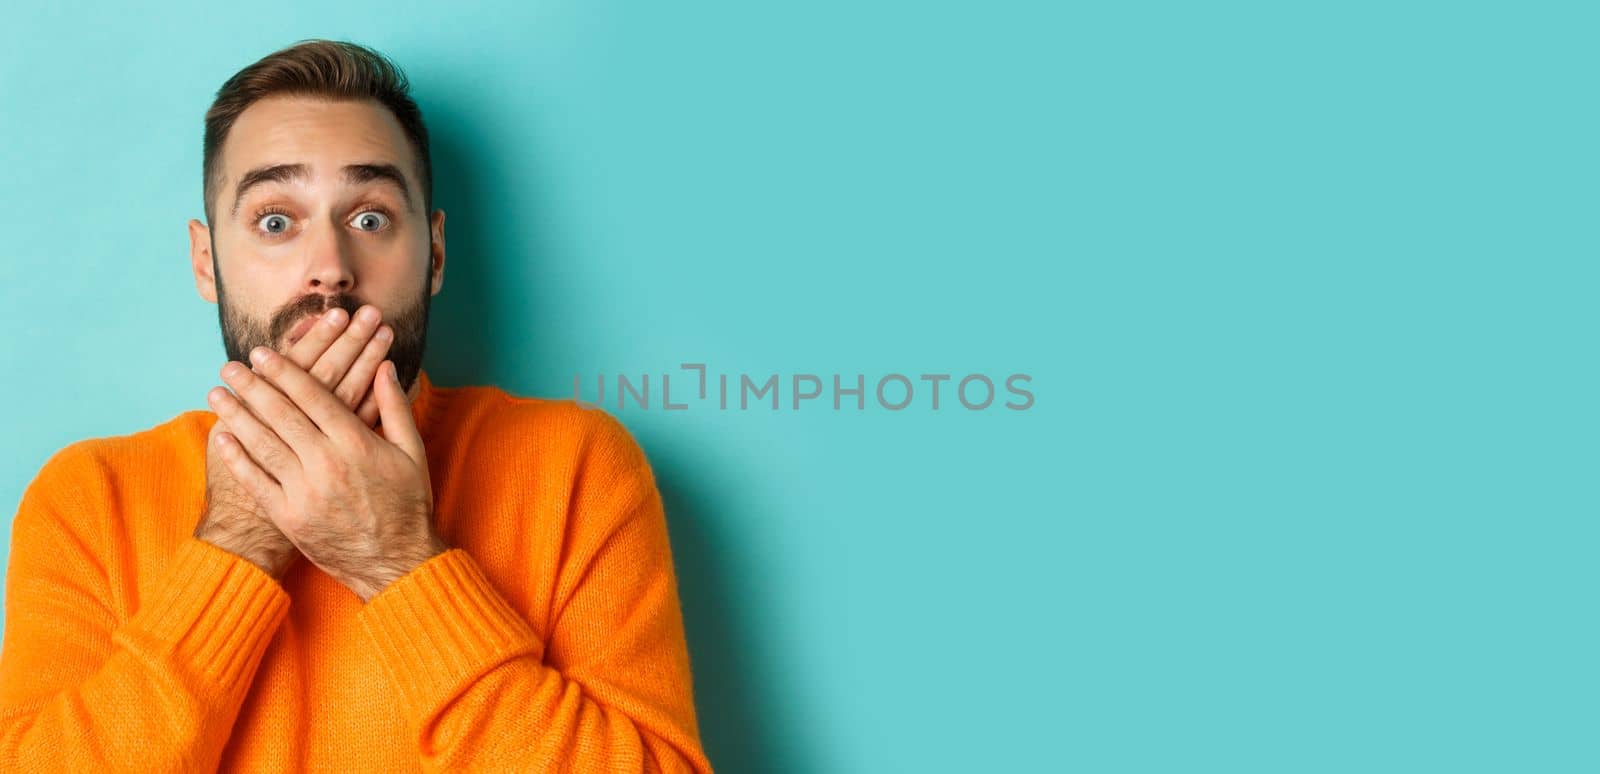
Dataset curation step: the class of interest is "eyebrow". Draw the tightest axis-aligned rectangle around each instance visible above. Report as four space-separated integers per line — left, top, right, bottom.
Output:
230 162 415 217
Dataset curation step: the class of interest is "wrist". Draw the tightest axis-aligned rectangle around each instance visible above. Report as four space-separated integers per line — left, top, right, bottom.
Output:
350 535 450 603
194 513 297 580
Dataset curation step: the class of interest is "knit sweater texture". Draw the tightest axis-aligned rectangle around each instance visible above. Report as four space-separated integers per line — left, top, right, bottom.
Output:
0 369 713 772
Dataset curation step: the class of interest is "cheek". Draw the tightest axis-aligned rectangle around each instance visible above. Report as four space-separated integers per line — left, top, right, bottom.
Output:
355 237 431 291
225 261 301 306
216 260 299 321
217 232 285 276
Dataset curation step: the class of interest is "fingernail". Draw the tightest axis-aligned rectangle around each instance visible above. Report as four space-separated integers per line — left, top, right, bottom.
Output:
375 326 392 342
358 306 380 324
250 347 271 367
324 308 348 326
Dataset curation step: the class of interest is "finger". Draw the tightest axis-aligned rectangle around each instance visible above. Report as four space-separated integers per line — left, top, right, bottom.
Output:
213 428 285 509
285 307 350 374
308 304 384 400
333 322 393 410
226 356 328 455
356 388 380 427
246 347 365 445
376 360 426 465
207 381 301 484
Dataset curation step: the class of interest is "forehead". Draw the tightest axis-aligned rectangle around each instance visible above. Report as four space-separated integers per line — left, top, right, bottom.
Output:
222 95 416 187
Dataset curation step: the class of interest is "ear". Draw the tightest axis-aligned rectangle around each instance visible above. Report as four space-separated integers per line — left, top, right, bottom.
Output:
188 218 218 303
428 208 447 296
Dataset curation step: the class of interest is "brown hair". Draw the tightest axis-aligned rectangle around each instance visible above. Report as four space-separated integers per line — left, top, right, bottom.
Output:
202 39 432 225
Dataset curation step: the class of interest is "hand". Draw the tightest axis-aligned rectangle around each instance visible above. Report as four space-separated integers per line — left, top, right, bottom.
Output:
195 305 397 578
280 304 396 428
208 350 445 602
195 419 299 578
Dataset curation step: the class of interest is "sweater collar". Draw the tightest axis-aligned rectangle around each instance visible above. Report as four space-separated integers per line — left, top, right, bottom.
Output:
408 367 437 431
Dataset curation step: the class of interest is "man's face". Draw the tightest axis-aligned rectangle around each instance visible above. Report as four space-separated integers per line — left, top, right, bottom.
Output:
187 95 445 395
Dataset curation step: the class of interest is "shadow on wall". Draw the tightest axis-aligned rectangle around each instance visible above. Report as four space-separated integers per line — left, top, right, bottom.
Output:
415 93 508 390
418 87 819 772
652 450 822 773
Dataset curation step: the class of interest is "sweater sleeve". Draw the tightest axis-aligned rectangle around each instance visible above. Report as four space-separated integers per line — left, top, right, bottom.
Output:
354 426 712 773
0 446 290 772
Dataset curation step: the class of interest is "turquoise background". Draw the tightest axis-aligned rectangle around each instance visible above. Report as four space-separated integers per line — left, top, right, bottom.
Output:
2 1 1594 771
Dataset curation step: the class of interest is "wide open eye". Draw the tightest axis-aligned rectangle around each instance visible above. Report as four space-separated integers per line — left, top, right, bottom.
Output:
258 213 292 235
351 210 390 232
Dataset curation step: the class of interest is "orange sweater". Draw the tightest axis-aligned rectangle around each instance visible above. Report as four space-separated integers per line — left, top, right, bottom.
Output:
0 370 713 772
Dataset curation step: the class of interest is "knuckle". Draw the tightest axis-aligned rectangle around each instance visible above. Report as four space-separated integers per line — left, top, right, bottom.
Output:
344 429 375 456
263 400 297 430
259 444 291 472
307 445 341 474
310 361 338 388
287 348 318 372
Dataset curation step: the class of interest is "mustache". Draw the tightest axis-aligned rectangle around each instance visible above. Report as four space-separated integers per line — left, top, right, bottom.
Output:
214 278 433 394
267 293 367 345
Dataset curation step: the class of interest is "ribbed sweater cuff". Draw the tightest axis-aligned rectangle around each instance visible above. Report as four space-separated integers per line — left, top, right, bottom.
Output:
356 549 541 717
120 536 291 689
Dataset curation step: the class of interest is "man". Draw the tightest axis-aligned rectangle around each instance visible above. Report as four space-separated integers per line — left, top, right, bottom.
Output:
0 39 713 773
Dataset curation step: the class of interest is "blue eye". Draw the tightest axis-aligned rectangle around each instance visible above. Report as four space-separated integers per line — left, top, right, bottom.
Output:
258 213 291 234
351 211 390 231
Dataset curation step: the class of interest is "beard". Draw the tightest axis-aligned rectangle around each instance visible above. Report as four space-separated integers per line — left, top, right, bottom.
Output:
211 240 433 395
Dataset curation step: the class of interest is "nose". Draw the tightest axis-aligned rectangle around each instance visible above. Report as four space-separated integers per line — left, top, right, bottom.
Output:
302 217 356 293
